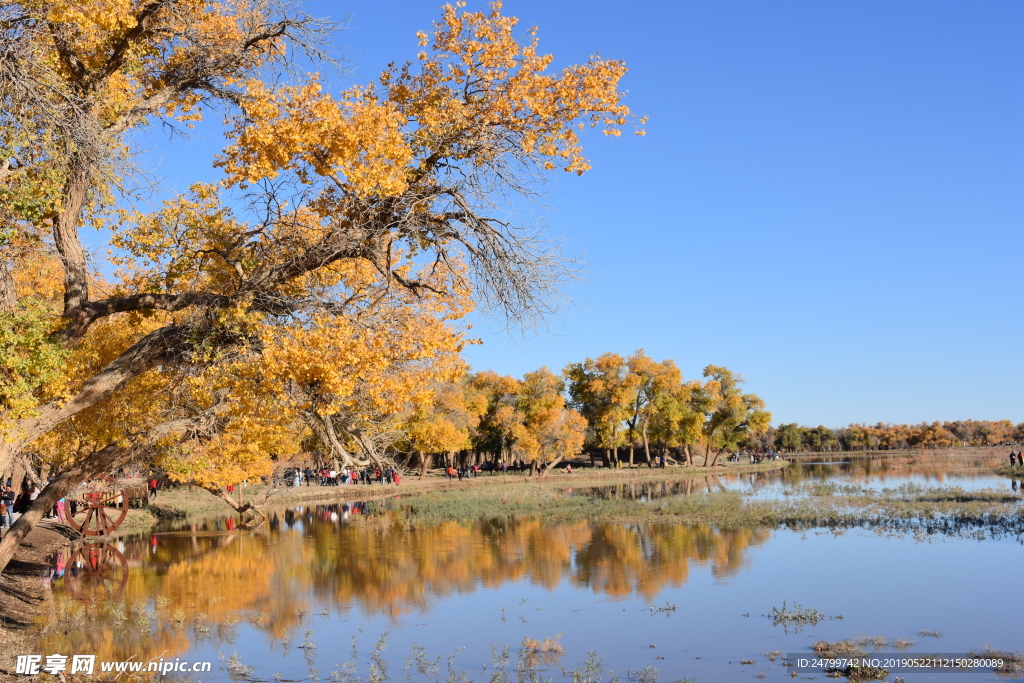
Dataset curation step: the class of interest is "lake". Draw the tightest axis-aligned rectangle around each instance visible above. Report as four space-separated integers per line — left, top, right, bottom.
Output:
36 458 1024 682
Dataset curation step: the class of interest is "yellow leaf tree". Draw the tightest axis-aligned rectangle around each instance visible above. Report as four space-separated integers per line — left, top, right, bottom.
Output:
0 0 638 574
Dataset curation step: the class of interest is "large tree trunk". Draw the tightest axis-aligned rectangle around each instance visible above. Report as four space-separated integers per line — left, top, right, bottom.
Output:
537 453 572 478
702 430 717 466
612 423 621 467
0 257 15 315
305 409 372 471
201 485 265 523
18 455 42 487
0 444 132 575
52 164 92 323
9 461 26 498
419 451 431 479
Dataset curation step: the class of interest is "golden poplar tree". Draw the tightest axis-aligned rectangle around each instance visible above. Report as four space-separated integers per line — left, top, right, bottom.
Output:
0 0 639 573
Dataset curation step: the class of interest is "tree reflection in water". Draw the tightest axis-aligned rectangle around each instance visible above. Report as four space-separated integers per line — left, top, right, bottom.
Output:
40 513 769 665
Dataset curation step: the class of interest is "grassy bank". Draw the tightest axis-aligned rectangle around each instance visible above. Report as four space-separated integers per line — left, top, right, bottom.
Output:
139 460 790 527
107 448 1024 539
385 478 1024 537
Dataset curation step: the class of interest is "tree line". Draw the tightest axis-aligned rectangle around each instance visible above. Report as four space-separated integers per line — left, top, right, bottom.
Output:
316 350 771 475
772 420 1024 453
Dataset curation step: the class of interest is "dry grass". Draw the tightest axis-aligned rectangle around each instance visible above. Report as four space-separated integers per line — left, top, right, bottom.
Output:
521 634 565 655
519 634 565 668
813 636 894 657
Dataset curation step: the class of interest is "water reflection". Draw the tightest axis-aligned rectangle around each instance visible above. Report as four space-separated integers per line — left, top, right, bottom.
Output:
575 473 787 500
40 513 769 666
63 543 130 602
33 454 1021 681
571 456 1014 504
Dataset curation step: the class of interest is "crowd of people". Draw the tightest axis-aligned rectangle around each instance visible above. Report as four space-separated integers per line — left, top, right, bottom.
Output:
443 462 501 480
729 450 784 464
286 467 404 487
0 480 72 532
281 460 550 486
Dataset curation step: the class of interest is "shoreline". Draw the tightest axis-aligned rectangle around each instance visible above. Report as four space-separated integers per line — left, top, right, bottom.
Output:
121 446 1015 532
0 523 80 681
142 459 791 527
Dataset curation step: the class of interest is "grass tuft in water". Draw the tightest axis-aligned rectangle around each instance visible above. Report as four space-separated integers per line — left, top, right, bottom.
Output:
769 601 839 632
566 651 605 683
626 665 659 683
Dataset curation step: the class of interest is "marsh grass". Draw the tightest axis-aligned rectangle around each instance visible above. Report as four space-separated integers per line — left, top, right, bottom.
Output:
368 463 1024 541
224 651 257 680
648 602 676 615
625 665 659 683
803 482 867 497
911 488 1020 504
813 640 866 657
306 633 684 683
769 602 840 633
967 648 1024 674
890 637 915 650
398 483 754 528
518 633 565 671
564 651 604 683
135 449 1021 542
813 636 912 658
824 664 888 682
141 461 788 530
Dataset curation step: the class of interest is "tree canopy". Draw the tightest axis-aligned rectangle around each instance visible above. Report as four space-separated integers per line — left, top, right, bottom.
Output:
0 0 639 573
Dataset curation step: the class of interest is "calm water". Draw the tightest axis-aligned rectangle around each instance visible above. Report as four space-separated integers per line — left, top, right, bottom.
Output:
38 460 1024 682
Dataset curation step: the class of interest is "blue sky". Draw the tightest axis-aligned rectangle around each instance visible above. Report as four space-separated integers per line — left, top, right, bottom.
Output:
128 1 1024 427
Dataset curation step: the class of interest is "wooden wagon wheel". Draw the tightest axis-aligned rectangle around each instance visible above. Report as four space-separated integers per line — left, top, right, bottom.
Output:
60 475 129 536
64 543 129 601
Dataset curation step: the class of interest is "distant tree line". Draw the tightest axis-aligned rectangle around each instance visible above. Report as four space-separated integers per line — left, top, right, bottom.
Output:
770 420 1024 453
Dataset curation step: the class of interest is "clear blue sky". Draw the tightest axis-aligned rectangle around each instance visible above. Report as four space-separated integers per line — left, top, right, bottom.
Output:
131 0 1024 428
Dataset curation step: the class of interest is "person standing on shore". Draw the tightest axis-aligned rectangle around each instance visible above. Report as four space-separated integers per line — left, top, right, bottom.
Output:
1 485 13 527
